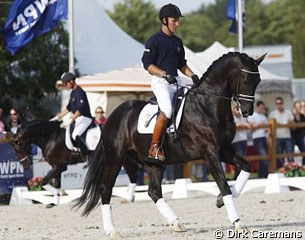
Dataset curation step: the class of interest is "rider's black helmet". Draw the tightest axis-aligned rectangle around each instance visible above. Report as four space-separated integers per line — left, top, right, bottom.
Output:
159 4 183 21
61 72 75 83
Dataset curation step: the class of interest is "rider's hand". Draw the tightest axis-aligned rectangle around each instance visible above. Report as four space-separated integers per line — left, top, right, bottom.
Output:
191 74 200 88
60 119 73 128
163 73 177 84
49 115 60 121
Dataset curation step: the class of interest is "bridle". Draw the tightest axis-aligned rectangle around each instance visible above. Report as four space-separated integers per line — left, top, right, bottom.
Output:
189 67 260 113
234 68 260 104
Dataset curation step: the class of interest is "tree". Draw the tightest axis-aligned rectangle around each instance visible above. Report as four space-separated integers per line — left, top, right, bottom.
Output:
109 0 159 44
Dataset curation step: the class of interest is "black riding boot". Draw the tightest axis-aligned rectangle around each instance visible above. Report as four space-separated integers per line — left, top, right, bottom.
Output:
75 136 89 164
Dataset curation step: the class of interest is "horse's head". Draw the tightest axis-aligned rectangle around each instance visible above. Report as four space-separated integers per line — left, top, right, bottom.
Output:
12 128 33 168
230 53 266 117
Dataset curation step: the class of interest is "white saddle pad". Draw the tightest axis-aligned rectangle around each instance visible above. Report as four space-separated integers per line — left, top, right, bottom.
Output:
137 89 188 134
65 125 101 151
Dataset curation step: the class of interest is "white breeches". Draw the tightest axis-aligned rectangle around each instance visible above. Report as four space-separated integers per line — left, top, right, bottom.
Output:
71 116 92 140
151 75 186 119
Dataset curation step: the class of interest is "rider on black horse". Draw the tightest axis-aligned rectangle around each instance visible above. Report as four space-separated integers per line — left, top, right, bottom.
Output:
50 72 92 164
141 4 200 161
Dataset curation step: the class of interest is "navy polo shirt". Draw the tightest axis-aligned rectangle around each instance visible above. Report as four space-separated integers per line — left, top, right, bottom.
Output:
141 30 187 76
66 86 91 118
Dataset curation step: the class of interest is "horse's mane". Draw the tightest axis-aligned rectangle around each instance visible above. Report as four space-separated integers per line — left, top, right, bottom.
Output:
200 52 256 81
23 119 62 135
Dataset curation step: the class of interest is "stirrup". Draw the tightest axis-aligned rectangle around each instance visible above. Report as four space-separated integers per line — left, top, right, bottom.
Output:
148 144 165 161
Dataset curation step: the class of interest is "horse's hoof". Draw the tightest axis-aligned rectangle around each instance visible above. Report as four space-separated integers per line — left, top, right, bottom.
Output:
234 220 249 232
45 203 57 209
171 220 187 232
216 193 224 208
108 230 122 239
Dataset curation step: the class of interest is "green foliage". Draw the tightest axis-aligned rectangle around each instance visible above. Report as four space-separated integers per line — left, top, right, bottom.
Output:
108 0 159 44
0 4 68 119
109 0 305 78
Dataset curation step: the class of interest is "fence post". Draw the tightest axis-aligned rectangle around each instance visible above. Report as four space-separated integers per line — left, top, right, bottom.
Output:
268 118 277 173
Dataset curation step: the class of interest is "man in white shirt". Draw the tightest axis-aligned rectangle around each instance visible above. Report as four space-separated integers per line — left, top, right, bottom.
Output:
269 97 294 168
248 101 268 178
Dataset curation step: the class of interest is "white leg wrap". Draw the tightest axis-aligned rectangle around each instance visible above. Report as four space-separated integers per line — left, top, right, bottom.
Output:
231 170 250 197
155 198 177 224
126 183 136 202
223 195 239 224
101 204 115 235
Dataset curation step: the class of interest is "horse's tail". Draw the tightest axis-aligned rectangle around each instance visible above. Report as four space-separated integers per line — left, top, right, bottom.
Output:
73 137 105 216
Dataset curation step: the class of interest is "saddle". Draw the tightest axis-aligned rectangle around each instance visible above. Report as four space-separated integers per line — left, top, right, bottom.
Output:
137 87 189 135
65 120 101 151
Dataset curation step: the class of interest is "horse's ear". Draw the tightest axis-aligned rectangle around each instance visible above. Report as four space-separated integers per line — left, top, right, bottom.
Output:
255 53 267 66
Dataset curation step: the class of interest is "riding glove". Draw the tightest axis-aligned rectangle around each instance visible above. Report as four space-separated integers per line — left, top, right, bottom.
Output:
49 115 60 121
191 75 200 87
60 119 73 128
163 73 177 84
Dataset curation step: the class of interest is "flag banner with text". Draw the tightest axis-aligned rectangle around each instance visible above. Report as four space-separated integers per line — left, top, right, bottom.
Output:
2 0 68 55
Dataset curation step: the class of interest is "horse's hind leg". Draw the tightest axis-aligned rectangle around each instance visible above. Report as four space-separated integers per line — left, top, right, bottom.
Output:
100 157 123 237
122 156 139 202
144 164 186 232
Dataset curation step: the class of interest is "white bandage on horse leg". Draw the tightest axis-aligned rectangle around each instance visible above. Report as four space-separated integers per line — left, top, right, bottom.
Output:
231 170 250 197
223 195 239 224
155 198 178 224
101 204 115 235
126 183 136 202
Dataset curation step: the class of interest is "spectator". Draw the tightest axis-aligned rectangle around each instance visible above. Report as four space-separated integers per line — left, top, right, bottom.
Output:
192 163 209 182
291 100 305 165
162 165 175 184
0 108 5 133
248 100 269 178
269 97 294 168
231 102 251 179
94 106 107 127
7 107 23 134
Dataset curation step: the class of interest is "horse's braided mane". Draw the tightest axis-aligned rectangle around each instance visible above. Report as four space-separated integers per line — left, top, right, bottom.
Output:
25 119 61 134
199 52 256 82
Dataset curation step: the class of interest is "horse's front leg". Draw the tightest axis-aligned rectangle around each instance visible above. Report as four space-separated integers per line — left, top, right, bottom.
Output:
208 153 243 230
217 147 251 208
41 165 67 186
144 164 186 232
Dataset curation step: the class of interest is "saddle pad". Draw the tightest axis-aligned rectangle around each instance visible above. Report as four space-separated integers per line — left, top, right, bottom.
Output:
137 90 188 134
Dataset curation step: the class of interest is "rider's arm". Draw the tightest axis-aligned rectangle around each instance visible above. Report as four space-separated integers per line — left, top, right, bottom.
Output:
71 110 81 122
180 65 195 78
57 109 69 119
147 64 166 78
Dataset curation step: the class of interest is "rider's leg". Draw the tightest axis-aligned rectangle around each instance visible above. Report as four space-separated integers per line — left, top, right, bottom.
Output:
149 76 174 161
148 112 169 160
72 116 92 162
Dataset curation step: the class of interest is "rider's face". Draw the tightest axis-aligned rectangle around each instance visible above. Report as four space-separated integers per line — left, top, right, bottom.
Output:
167 17 180 33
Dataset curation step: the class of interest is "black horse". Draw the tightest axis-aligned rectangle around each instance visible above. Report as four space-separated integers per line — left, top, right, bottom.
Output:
12 120 140 191
74 52 266 237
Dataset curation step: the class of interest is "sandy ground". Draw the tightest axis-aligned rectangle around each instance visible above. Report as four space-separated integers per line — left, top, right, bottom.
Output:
1 188 305 240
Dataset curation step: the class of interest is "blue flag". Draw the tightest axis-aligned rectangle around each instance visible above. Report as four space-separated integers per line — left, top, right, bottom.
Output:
2 0 68 55
226 0 245 33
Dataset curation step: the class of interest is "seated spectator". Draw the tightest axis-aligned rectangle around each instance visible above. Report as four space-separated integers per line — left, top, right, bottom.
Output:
94 106 107 127
7 108 23 134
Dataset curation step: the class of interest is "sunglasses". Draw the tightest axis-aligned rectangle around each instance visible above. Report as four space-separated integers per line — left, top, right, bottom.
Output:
95 111 103 114
276 102 283 105
10 112 17 115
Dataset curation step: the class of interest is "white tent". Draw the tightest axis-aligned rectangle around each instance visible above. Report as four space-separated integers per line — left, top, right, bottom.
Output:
196 41 292 94
74 0 144 75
